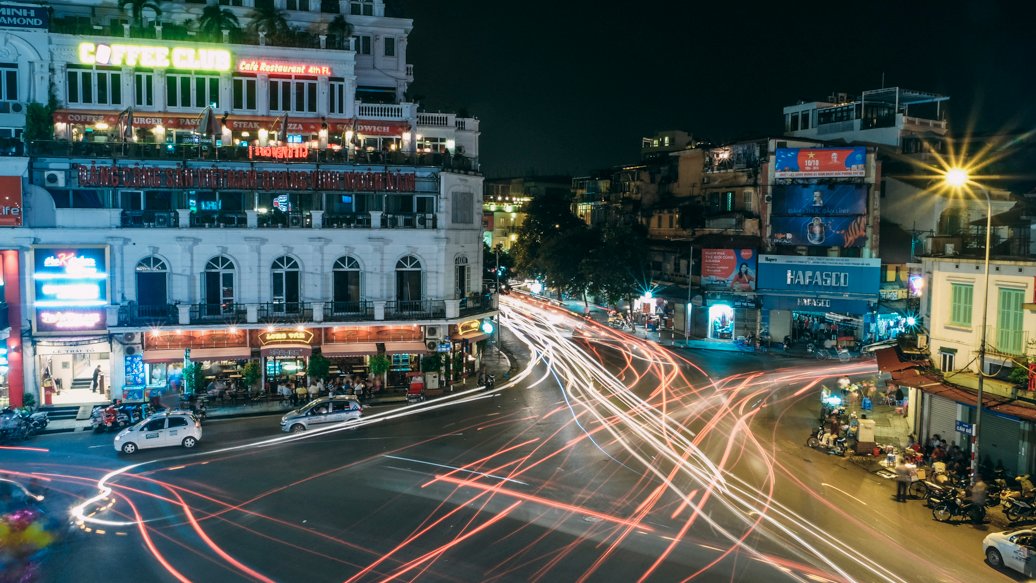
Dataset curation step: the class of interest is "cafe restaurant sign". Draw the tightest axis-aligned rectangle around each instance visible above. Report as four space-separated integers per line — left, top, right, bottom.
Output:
259 330 314 346
238 59 331 76
76 163 417 193
0 176 22 227
78 42 231 72
30 245 109 334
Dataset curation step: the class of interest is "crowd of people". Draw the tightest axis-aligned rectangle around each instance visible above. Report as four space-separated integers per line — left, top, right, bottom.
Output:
273 375 382 407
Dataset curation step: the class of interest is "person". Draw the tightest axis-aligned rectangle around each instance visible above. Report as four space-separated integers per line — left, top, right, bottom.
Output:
92 365 102 393
294 383 307 406
895 458 911 502
821 426 836 448
308 380 319 401
971 477 988 507
354 379 366 402
807 217 826 245
731 263 755 292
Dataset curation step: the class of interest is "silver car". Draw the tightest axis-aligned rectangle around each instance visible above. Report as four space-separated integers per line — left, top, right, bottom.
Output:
280 396 362 433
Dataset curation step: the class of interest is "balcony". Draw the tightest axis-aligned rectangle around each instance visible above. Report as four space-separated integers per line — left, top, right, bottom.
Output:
385 300 446 320
381 213 436 229
189 303 248 324
257 302 313 323
323 213 373 229
986 326 1033 359
324 301 375 322
49 18 334 51
459 293 495 318
119 303 178 327
120 210 179 228
191 211 249 228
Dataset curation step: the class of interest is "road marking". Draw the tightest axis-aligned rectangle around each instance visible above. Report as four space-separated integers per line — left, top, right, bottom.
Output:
383 454 528 485
821 483 868 505
88 445 107 449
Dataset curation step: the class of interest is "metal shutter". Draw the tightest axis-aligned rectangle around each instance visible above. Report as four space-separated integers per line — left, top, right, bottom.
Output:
926 394 958 443
979 413 1021 476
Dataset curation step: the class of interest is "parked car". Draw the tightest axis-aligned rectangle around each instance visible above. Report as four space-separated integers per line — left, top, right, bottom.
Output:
984 528 1036 576
114 411 202 454
280 396 362 433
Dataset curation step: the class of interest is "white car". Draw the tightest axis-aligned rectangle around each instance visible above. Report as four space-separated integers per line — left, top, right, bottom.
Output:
280 396 362 433
114 411 202 454
984 528 1036 576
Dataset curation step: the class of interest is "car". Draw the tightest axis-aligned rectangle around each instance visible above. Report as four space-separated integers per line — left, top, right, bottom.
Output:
281 396 362 433
114 411 202 454
984 528 1036 576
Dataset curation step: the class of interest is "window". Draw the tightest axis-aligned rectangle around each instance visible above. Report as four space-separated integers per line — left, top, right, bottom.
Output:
351 0 374 15
219 0 244 5
332 256 362 309
271 256 301 313
167 74 219 109
395 256 422 302
940 351 955 372
384 37 396 57
168 417 189 428
452 192 473 224
269 76 317 113
801 110 811 129
286 0 311 9
455 256 469 298
134 71 154 107
948 283 973 327
743 190 753 212
723 191 734 212
417 136 446 153
144 419 166 431
203 256 236 316
0 63 17 102
997 288 1025 355
232 76 257 111
355 35 372 55
329 78 347 114
136 256 168 308
66 66 122 105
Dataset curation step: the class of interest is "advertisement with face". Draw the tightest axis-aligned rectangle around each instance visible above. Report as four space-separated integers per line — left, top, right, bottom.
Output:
770 216 869 248
774 147 867 178
701 249 758 291
771 183 867 216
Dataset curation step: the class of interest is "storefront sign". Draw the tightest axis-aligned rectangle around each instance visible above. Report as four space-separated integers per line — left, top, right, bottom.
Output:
0 4 48 29
702 249 757 291
0 176 21 227
758 255 880 295
75 163 417 193
248 145 310 160
770 215 869 248
955 420 973 435
457 320 481 335
78 42 231 72
774 147 867 178
237 59 331 76
761 295 871 315
328 120 411 136
259 330 314 345
30 246 109 334
770 183 868 216
879 288 908 301
54 110 408 136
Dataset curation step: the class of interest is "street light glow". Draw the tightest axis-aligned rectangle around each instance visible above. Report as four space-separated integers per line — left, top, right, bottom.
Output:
944 167 969 187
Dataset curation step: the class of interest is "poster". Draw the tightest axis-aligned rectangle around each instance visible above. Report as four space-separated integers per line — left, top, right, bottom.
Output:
701 249 757 291
771 183 867 216
774 147 866 178
770 215 869 248
757 255 880 295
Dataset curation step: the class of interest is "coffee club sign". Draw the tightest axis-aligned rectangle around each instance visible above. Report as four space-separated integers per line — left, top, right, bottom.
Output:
30 246 110 334
78 42 231 72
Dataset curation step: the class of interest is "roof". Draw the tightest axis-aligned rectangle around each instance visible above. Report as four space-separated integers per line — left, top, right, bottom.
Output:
860 87 950 106
875 347 926 374
969 202 1027 227
891 367 1036 423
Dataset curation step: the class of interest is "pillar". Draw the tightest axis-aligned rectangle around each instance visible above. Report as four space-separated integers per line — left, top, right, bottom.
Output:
2 250 24 407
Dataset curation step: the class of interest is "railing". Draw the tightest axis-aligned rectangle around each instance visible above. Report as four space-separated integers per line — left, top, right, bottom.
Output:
121 210 179 228
417 113 451 127
385 300 446 320
987 326 1033 358
902 115 947 130
816 120 857 134
324 301 375 322
405 64 414 78
381 213 436 229
189 303 247 323
459 293 495 318
358 103 404 118
323 213 373 229
257 302 312 323
257 212 310 229
119 303 177 326
455 119 467 131
191 211 248 228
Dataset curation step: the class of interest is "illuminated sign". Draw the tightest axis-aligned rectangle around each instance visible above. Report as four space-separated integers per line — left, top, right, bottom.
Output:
0 176 21 227
237 59 331 76
248 145 310 160
259 330 314 345
774 147 867 178
78 42 231 72
457 320 481 335
31 246 109 334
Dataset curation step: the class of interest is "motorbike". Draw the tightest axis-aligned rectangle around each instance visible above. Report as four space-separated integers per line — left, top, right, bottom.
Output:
484 374 495 391
15 407 49 435
1002 493 1036 523
783 336 792 351
0 407 31 442
806 427 847 456
932 489 985 523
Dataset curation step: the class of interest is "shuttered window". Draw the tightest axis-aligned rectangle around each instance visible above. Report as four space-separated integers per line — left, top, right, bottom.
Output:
997 288 1025 355
949 283 973 327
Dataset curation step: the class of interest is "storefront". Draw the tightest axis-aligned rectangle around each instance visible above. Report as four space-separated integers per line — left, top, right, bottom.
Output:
450 320 491 380
142 329 252 399
34 337 111 405
704 294 758 341
258 329 314 387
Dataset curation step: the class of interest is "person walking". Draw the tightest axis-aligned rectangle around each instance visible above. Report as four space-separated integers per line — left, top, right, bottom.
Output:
895 458 912 502
91 365 102 393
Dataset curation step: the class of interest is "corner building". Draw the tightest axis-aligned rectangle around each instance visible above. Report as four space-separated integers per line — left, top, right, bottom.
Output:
0 0 493 406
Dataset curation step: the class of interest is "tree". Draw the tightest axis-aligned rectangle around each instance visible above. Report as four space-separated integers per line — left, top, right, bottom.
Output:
326 14 352 50
483 243 515 282
512 191 587 292
584 220 651 310
307 354 331 381
368 354 391 385
119 0 161 30
247 5 289 39
198 5 241 42
182 363 205 395
241 361 261 391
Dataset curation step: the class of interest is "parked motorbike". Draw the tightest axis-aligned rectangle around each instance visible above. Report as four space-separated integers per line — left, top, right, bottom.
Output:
783 336 792 351
806 427 847 456
15 407 49 435
0 407 31 442
932 489 985 523
1003 493 1036 523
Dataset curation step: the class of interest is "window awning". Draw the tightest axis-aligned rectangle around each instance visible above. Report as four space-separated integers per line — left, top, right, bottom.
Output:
143 349 185 363
52 110 409 136
320 343 378 358
144 347 252 363
384 341 429 354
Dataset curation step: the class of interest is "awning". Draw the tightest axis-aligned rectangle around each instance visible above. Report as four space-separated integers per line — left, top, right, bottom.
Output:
384 341 429 354
143 349 185 363
260 344 313 357
53 110 409 136
892 368 1036 422
875 347 924 374
190 347 252 361
320 343 378 358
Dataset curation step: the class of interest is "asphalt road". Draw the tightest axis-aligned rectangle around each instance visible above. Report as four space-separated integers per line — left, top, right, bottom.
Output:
1 298 1025 582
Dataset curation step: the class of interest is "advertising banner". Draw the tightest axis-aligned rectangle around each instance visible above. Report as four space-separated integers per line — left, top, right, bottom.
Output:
0 176 21 227
774 147 866 178
770 215 869 248
701 249 757 291
0 4 49 29
771 183 867 216
31 246 109 334
757 255 880 295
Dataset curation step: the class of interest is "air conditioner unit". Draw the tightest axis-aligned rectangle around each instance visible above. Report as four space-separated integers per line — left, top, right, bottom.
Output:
764 194 773 202
288 214 303 227
425 326 439 339
425 340 439 352
155 213 170 227
125 346 138 356
11 102 23 113
944 243 956 255
122 332 137 342
44 170 66 187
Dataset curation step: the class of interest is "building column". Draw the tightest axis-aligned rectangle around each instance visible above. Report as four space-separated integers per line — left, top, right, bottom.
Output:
257 74 270 116
175 237 200 304
2 250 24 407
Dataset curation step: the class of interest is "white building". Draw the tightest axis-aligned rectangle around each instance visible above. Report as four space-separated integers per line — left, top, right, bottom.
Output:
0 0 493 407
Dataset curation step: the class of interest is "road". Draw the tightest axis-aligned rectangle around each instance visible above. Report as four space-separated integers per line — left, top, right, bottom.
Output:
1 296 1020 582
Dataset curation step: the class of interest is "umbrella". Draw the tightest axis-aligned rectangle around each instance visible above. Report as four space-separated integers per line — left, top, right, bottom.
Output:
196 106 219 137
271 112 289 141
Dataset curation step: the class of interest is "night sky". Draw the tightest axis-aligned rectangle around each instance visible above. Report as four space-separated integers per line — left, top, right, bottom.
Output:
400 0 1034 179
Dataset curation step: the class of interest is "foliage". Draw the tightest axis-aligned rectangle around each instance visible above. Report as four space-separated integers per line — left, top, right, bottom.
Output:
241 361 261 389
483 243 515 281
1009 359 1035 388
182 363 205 395
22 394 36 409
326 15 352 49
420 354 442 372
247 5 290 39
583 220 651 306
368 354 391 377
307 354 331 381
119 0 161 29
198 5 241 42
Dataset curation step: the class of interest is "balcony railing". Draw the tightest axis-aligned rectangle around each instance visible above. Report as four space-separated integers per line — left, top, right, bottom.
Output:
458 293 495 318
416 113 451 127
385 300 446 320
358 103 405 119
189 303 248 323
323 213 373 229
987 326 1033 358
257 302 312 323
381 213 436 229
121 210 179 228
324 301 375 322
119 303 178 326
191 211 248 228
49 18 334 50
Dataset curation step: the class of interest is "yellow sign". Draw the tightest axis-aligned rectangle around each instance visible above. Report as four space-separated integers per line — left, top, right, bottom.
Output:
259 330 315 345
457 320 481 335
78 42 231 72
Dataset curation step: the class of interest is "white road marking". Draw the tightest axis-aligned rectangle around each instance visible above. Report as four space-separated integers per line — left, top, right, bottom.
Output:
821 483 868 505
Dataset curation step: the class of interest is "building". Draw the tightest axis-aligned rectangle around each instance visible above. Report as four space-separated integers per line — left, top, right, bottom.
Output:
482 176 569 252
0 0 493 407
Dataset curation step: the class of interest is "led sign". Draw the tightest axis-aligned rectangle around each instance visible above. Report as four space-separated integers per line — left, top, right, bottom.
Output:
31 246 109 334
259 330 314 345
78 42 231 72
237 59 331 76
248 145 310 160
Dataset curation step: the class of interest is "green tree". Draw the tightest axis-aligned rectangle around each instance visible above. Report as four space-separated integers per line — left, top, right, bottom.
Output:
241 361 261 390
182 363 205 395
119 0 161 30
483 243 515 282
512 191 589 296
368 354 391 385
584 220 651 310
307 353 331 381
326 14 353 50
197 5 241 42
248 5 289 39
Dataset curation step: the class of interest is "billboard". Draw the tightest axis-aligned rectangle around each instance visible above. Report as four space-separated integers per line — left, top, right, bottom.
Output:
0 4 49 29
701 249 757 291
771 183 867 216
774 147 866 178
770 215 869 248
757 255 880 295
30 246 109 334
0 176 21 227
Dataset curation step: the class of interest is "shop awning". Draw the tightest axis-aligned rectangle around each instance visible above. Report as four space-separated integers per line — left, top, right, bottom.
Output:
384 341 429 354
53 110 409 136
143 349 185 363
892 368 1036 422
190 347 252 361
320 343 378 357
875 347 925 374
260 344 313 357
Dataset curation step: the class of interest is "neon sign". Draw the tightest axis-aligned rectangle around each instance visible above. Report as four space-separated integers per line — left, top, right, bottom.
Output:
248 145 310 160
39 311 103 329
237 59 331 76
78 42 231 72
259 330 314 345
32 246 109 333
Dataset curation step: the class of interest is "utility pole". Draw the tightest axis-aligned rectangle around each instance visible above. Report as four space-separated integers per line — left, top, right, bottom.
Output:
495 244 501 343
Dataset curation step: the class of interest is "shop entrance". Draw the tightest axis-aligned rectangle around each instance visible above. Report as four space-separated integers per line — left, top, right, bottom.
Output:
707 304 735 340
791 311 862 348
266 356 307 386
36 343 111 405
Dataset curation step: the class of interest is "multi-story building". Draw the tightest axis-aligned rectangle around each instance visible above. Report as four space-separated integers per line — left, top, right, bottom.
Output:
0 0 493 407
482 176 569 252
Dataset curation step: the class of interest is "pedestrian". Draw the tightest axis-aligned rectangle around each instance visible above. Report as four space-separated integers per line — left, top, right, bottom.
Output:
971 477 988 508
294 382 307 405
308 380 319 401
92 365 102 393
895 458 911 502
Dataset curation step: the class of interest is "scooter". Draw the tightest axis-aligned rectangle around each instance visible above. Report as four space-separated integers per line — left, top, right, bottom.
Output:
1002 493 1036 523
0 407 30 442
806 427 847 456
932 489 986 523
15 408 49 435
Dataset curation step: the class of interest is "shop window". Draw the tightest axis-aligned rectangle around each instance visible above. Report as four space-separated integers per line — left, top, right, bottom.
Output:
232 76 257 111
355 35 372 55
203 255 236 316
332 256 362 308
940 351 955 372
948 283 973 327
134 71 154 107
329 78 347 114
271 256 301 313
0 63 17 102
67 66 122 106
395 255 422 302
384 37 396 57
455 256 469 298
167 74 219 109
997 288 1025 355
269 76 317 113
136 257 168 308
351 0 374 16
417 136 446 153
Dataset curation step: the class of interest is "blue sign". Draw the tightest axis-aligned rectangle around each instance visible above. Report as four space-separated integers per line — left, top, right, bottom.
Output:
774 147 867 178
31 246 109 333
771 183 868 216
0 4 49 30
955 420 973 435
757 255 880 295
771 215 869 248
760 295 871 315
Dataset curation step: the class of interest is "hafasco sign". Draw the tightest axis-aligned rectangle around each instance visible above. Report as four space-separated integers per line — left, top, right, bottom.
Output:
757 255 880 295
79 42 231 72
0 4 48 29
0 176 22 227
76 163 417 192
237 59 331 76
31 246 109 334
259 330 314 345
774 147 867 178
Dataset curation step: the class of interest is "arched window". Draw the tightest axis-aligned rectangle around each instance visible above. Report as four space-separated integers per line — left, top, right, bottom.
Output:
395 255 422 303
271 256 301 313
454 255 469 299
135 256 168 310
204 255 235 316
332 256 362 313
